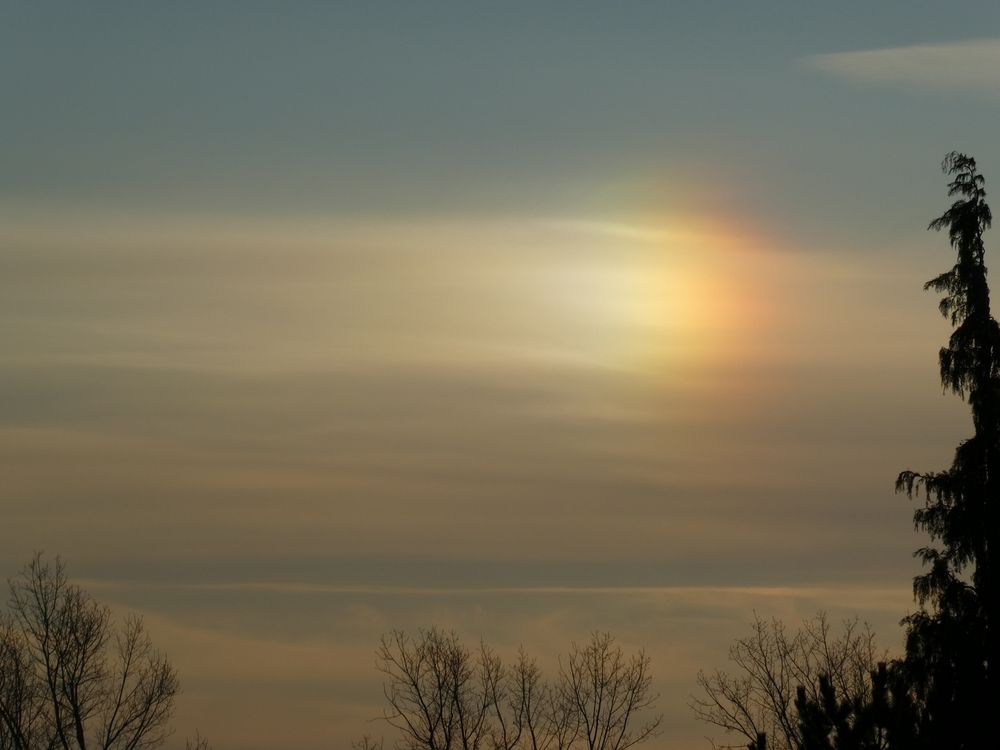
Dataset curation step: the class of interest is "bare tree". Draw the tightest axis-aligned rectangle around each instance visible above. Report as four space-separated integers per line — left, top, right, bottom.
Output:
376 628 493 750
184 732 213 750
0 554 179 750
690 612 885 750
372 630 657 750
558 634 660 750
488 647 579 750
506 648 573 750
352 736 385 750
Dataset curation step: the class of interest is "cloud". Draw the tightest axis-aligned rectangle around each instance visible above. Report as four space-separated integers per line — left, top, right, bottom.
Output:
803 37 1000 96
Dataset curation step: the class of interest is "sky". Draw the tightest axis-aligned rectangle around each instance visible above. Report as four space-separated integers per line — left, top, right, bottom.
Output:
4 3 1000 749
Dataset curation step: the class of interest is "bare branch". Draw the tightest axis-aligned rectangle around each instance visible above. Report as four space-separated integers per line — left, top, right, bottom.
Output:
557 633 661 750
0 554 178 750
690 612 887 750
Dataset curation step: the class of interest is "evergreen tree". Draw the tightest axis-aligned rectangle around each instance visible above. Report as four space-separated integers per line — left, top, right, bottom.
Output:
792 662 919 750
700 154 1000 750
896 152 1000 748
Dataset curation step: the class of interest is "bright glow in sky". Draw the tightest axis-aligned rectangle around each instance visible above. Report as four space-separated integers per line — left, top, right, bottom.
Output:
4 3 1000 749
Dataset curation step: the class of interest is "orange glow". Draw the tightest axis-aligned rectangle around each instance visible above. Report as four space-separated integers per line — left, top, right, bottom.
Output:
656 220 781 367
555 216 784 373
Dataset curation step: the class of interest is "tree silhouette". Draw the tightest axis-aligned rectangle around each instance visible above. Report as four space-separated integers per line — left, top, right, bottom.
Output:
691 612 883 750
699 153 1000 750
0 554 179 750
896 151 1000 748
372 629 659 750
558 633 660 750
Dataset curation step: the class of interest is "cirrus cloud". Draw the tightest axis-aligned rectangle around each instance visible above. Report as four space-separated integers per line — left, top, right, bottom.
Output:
803 37 1000 97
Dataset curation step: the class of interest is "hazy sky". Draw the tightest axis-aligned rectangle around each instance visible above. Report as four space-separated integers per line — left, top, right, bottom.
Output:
4 3 1000 749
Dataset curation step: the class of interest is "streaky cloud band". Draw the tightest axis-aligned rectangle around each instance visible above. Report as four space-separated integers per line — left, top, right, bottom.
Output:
801 37 1000 96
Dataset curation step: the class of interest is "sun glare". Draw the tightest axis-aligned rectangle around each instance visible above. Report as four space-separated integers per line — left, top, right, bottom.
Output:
547 218 780 372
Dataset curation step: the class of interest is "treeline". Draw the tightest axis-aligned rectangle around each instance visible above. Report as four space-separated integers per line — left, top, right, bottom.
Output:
365 628 659 750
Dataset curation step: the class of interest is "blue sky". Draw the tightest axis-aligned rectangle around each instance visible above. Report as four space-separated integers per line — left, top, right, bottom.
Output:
4 2 999 225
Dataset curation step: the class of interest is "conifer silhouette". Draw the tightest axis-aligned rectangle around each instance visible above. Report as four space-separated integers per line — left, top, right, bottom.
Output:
896 152 1000 749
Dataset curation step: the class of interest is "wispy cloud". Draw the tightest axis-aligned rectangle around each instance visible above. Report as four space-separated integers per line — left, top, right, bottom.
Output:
803 37 1000 96
83 577 912 608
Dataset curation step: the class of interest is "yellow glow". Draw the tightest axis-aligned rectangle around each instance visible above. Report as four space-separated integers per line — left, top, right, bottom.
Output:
642 219 781 369
1 212 786 378
542 217 783 373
